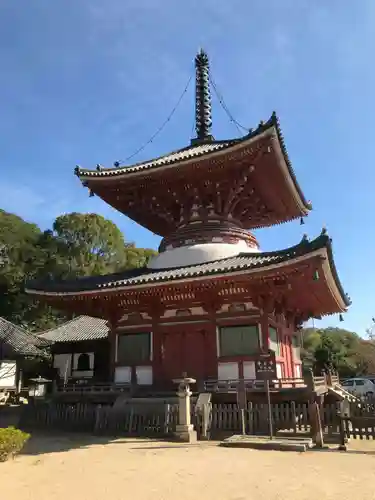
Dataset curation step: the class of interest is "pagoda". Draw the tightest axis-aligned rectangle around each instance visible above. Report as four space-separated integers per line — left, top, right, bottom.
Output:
26 50 350 391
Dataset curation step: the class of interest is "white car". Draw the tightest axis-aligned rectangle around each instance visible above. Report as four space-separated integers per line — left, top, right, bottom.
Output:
341 377 375 397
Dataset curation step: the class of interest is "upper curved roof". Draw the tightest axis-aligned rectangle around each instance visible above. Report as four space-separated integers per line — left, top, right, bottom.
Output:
75 113 312 215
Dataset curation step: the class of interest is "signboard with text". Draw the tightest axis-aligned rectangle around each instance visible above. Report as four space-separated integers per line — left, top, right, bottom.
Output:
255 351 277 381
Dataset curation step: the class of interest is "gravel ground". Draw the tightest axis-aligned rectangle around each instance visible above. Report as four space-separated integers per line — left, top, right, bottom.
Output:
2 435 375 500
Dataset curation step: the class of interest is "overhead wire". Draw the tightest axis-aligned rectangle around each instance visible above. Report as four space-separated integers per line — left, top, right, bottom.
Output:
208 69 249 135
117 72 194 165
114 64 249 166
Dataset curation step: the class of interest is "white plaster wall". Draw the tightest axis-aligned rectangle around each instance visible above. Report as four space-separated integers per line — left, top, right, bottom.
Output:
162 307 204 318
219 302 257 313
119 312 152 323
295 364 302 378
136 366 153 385
276 362 283 379
115 366 131 384
243 361 256 379
71 370 94 378
0 361 16 388
218 362 239 380
53 354 71 378
148 241 260 269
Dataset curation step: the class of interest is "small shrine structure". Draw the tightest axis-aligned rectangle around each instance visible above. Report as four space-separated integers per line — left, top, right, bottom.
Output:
26 51 350 394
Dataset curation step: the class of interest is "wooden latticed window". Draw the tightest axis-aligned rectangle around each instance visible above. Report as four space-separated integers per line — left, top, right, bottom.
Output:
219 325 259 357
117 332 151 365
269 327 280 356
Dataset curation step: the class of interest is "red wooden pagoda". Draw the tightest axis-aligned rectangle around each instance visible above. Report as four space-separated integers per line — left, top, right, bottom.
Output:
26 50 350 392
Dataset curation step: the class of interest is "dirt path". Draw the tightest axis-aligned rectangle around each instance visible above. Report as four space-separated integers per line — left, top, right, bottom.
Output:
2 436 375 500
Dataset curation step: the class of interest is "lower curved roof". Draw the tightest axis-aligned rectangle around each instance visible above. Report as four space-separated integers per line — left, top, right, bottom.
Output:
25 232 350 311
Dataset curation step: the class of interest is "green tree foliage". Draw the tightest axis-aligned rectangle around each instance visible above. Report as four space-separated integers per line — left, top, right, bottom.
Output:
0 210 157 330
0 210 46 327
52 213 128 276
301 327 375 377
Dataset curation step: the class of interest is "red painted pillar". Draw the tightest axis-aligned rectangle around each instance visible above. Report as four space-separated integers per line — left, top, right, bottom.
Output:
260 311 269 351
152 322 163 387
108 324 117 383
259 296 273 352
150 305 164 388
206 322 218 379
201 297 222 380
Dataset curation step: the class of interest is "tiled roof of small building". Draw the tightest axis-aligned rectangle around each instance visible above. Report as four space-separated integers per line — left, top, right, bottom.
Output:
0 317 49 358
25 233 350 307
38 316 109 343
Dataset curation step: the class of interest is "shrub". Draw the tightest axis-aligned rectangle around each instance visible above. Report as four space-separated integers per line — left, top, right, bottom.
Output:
0 426 30 462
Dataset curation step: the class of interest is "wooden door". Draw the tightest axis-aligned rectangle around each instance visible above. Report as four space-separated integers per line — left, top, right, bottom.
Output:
184 328 206 381
162 328 207 383
162 331 183 382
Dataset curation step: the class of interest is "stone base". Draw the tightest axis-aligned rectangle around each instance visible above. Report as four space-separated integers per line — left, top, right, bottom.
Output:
220 435 314 452
175 424 197 443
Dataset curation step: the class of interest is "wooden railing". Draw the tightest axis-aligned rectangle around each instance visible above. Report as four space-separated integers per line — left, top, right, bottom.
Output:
203 377 306 393
313 375 327 389
56 382 131 394
55 372 339 396
309 371 340 393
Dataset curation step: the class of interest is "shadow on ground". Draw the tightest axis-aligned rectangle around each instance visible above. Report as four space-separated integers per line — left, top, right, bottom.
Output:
18 430 375 458
313 446 375 457
21 431 220 456
21 433 174 456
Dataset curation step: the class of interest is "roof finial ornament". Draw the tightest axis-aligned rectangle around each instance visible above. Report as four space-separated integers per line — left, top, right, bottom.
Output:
192 49 214 144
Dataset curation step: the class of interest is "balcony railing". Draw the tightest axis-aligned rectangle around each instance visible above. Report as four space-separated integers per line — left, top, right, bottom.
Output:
56 382 131 394
54 372 339 395
203 377 306 393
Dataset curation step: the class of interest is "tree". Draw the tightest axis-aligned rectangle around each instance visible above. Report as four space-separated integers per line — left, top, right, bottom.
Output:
52 213 128 277
301 326 375 377
0 210 44 326
0 210 158 331
123 243 158 270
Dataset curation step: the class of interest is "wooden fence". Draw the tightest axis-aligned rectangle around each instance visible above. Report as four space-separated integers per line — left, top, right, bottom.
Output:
209 402 340 437
20 400 342 439
339 400 375 440
20 398 375 444
21 401 179 438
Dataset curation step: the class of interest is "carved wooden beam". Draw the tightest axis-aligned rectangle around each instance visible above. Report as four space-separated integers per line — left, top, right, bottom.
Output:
194 288 224 314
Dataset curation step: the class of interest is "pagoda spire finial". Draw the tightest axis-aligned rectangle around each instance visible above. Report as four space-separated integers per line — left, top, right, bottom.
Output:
193 49 213 143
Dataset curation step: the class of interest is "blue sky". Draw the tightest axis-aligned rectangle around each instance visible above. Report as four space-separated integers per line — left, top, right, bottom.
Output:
0 1 374 336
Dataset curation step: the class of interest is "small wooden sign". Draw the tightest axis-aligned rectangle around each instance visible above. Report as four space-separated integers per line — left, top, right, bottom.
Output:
255 351 277 381
236 378 247 410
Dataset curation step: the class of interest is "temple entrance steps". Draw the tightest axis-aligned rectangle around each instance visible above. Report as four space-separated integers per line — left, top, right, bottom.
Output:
328 384 359 402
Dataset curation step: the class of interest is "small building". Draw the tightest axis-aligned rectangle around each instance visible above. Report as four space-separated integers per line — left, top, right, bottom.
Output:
0 317 49 394
37 316 110 383
25 51 350 395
